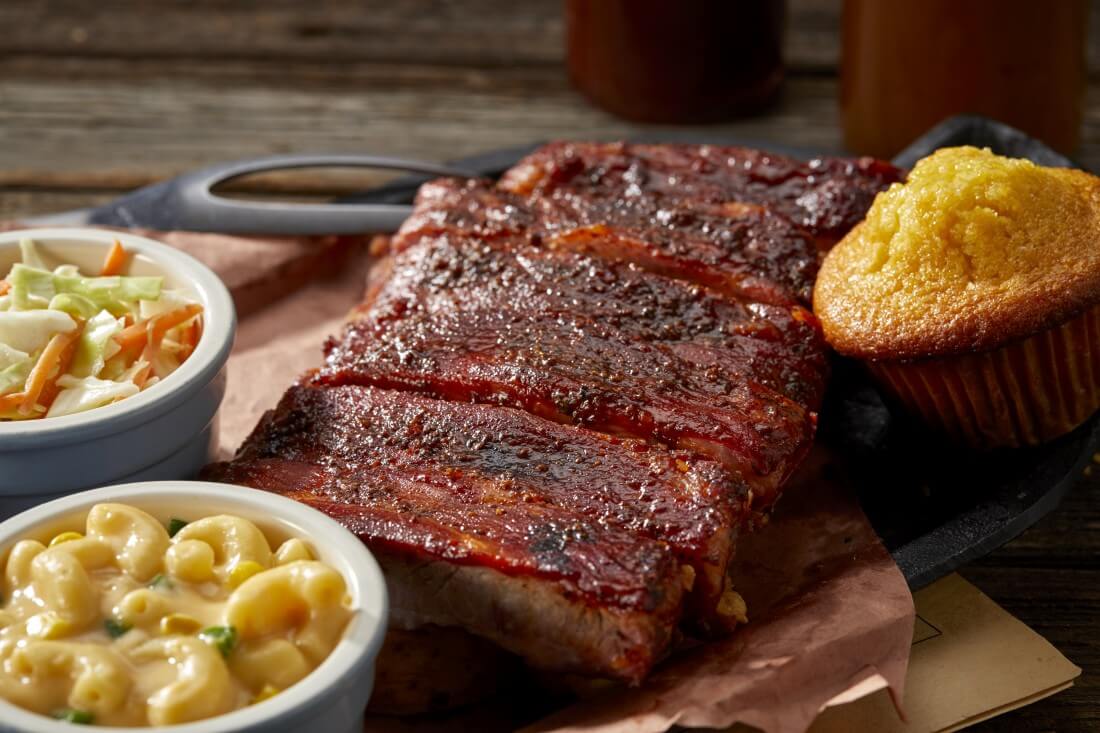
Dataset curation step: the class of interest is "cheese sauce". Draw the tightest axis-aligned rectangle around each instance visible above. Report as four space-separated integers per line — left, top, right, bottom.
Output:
0 504 354 727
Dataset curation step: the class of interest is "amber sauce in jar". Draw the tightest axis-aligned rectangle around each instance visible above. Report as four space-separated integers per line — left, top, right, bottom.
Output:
842 0 1087 158
565 0 786 123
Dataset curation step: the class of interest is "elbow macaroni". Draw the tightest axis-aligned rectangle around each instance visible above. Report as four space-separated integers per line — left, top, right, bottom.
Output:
0 504 355 727
171 515 273 583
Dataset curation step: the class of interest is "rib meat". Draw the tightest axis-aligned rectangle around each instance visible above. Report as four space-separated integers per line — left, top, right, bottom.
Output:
319 233 828 501
497 141 903 245
209 141 891 687
399 178 823 305
204 383 751 681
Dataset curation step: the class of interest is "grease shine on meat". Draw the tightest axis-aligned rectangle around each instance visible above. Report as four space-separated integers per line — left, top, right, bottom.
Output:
205 142 902 684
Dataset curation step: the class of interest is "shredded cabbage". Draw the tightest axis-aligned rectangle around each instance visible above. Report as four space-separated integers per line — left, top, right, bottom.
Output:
0 361 30 396
48 293 100 320
0 342 30 370
71 310 123 378
0 309 77 354
18 238 46 270
53 272 162 312
0 344 31 396
139 288 194 320
9 264 56 309
47 375 140 418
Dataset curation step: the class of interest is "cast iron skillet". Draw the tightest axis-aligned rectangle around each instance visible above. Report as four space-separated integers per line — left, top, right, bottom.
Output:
34 115 1099 589
826 117 1100 588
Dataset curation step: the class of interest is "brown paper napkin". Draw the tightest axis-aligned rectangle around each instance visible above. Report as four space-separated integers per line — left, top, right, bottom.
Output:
808 574 1081 733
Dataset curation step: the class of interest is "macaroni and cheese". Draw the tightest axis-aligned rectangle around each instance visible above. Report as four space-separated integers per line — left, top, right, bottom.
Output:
0 504 355 726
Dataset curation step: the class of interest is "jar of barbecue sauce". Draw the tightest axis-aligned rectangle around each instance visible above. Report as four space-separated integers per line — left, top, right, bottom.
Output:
565 0 786 123
841 0 1087 158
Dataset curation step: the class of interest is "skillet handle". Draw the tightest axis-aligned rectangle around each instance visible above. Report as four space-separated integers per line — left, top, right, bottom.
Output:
165 154 478 235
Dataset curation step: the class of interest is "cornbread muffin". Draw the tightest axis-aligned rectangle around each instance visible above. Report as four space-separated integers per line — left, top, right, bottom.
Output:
814 146 1100 448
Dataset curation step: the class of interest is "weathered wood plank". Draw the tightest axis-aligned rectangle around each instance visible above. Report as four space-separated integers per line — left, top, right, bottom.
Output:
0 67 845 193
0 189 116 221
5 56 1100 197
2 0 1098 74
0 0 566 68
0 0 837 71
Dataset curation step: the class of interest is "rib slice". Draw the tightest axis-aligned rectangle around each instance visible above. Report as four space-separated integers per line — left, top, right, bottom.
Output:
398 178 821 305
204 383 753 681
319 234 828 503
497 141 903 245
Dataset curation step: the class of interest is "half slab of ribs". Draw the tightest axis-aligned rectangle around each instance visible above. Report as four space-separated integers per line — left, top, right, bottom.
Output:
212 384 747 681
205 143 902 684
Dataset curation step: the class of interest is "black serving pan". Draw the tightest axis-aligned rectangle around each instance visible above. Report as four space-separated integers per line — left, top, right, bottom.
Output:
27 116 1099 589
831 116 1100 588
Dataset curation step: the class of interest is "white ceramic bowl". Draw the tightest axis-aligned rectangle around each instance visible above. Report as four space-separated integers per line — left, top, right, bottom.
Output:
0 229 235 517
0 480 388 733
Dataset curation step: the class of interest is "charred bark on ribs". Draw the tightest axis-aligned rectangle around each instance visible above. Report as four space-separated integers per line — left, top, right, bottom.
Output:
204 142 901 684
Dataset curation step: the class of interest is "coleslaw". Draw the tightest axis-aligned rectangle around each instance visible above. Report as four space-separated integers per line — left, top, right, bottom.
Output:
0 238 204 420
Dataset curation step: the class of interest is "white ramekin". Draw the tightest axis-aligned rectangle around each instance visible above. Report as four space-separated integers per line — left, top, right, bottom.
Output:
0 229 236 518
0 480 388 733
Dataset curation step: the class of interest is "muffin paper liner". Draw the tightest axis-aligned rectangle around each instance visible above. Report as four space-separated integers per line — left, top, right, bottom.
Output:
868 305 1100 448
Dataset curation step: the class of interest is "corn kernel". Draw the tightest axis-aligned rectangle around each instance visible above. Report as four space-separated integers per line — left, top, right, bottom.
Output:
159 613 202 636
228 561 265 588
28 612 71 639
252 684 280 704
48 531 84 547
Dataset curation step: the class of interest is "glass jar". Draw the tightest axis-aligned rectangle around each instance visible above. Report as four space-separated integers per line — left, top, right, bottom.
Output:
841 0 1087 158
565 0 786 123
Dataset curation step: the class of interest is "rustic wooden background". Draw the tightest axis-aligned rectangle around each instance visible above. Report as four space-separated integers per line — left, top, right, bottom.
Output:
1 1 1097 730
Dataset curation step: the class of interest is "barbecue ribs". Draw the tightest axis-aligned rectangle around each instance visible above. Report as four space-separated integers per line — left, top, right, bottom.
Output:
320 232 827 500
400 178 822 305
498 142 903 245
211 384 751 681
205 142 901 685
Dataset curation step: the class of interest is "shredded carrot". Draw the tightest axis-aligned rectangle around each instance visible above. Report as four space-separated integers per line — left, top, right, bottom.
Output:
20 327 82 415
100 240 128 276
191 314 204 344
0 280 9 297
115 319 150 353
35 364 74 412
131 361 153 390
177 319 200 360
139 330 164 381
111 339 144 367
0 392 24 413
149 304 203 343
114 304 202 355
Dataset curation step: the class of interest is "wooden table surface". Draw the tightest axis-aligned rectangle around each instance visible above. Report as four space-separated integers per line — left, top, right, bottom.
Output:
1 1 1097 730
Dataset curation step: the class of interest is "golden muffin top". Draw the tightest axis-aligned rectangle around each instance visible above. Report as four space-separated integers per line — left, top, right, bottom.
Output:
813 146 1100 360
